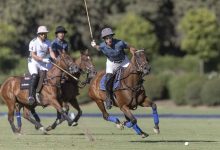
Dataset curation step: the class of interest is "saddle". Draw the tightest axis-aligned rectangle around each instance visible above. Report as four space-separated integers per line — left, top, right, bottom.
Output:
100 67 124 91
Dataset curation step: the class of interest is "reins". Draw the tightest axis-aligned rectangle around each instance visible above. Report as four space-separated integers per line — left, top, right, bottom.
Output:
41 57 79 87
49 56 94 88
51 62 79 81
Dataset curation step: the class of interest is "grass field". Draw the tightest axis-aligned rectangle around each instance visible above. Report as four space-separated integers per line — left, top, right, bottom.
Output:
0 102 220 150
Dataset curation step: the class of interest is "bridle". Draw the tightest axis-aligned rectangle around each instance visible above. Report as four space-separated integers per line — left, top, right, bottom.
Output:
44 54 79 87
135 50 145 72
77 55 96 88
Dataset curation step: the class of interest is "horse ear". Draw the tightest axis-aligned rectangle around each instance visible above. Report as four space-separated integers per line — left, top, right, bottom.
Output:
85 49 89 55
80 49 89 55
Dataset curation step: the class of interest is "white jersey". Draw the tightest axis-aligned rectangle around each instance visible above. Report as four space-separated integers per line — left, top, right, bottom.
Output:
29 37 51 58
28 37 52 75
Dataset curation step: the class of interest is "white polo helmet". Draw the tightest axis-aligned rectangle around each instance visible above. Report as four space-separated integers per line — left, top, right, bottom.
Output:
37 26 49 34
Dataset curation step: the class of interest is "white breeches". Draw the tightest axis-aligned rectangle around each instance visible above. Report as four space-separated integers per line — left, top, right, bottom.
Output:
106 56 130 74
28 59 52 75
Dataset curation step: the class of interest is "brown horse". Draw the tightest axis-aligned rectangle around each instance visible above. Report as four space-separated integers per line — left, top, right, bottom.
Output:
88 50 160 138
0 53 79 134
44 50 96 131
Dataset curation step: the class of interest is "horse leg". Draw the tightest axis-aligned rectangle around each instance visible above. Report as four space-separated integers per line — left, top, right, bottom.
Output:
69 98 82 126
15 103 22 133
45 110 63 131
120 105 149 138
46 101 71 131
22 107 47 134
30 108 41 123
29 108 42 130
46 109 66 131
140 96 160 134
49 100 74 126
95 100 123 129
45 100 68 131
46 111 63 131
7 103 19 134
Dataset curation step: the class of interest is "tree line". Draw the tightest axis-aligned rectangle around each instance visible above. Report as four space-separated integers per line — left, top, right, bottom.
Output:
1 0 220 73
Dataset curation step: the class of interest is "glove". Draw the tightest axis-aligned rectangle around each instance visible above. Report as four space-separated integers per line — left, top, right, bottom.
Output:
42 58 51 63
91 40 96 47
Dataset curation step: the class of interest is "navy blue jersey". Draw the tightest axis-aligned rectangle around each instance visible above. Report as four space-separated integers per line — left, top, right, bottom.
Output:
51 38 68 56
99 39 128 62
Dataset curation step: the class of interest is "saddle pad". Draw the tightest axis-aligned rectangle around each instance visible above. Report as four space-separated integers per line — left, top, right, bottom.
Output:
20 71 46 91
20 76 31 90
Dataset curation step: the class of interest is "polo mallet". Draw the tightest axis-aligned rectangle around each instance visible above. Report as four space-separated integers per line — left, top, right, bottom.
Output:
83 0 94 40
51 62 79 81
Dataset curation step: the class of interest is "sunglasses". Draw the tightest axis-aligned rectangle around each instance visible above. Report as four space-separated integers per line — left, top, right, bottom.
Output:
39 33 47 36
104 35 113 40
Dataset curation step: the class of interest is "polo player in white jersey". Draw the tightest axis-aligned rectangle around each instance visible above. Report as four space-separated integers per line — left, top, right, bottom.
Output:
27 26 56 105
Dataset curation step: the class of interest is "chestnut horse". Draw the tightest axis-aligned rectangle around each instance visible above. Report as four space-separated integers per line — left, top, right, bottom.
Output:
0 53 79 134
45 50 96 131
88 50 160 138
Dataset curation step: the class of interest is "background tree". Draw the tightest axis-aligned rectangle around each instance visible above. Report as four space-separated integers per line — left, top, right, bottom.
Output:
115 13 159 56
0 22 19 73
126 0 178 55
0 0 129 55
178 8 220 74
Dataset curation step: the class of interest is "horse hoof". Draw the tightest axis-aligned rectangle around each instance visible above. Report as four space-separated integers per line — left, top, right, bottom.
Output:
45 126 53 131
35 125 40 130
13 128 22 135
39 127 48 135
71 122 78 127
140 132 149 138
15 132 22 136
153 127 160 134
14 131 22 135
116 123 124 130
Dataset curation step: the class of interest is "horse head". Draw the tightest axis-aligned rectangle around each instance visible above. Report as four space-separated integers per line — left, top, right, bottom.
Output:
56 52 79 74
133 49 151 76
77 49 97 81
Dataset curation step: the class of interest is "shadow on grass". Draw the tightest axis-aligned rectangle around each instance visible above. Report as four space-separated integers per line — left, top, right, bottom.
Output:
26 133 134 136
26 133 85 136
130 140 219 143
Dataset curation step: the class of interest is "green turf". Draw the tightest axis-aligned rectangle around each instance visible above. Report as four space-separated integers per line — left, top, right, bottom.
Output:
0 103 220 150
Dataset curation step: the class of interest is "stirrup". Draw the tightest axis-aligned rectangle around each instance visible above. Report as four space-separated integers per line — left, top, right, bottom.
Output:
28 96 35 105
35 93 41 104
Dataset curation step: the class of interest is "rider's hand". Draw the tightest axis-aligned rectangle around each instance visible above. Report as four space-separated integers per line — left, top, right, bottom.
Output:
91 40 96 47
130 47 136 55
42 58 51 63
